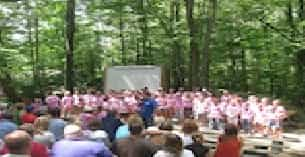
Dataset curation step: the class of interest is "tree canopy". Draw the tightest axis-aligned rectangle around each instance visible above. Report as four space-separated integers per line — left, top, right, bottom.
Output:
0 0 305 108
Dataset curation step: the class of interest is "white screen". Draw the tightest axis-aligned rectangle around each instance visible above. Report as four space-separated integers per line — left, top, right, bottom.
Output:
104 65 161 92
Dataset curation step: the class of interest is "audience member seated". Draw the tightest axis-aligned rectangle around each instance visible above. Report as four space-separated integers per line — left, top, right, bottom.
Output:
185 132 210 157
101 110 123 142
111 115 157 157
214 123 243 157
1 124 49 157
85 119 110 148
33 116 55 149
0 112 17 139
153 134 195 157
115 113 130 139
178 119 199 146
147 121 174 148
2 130 32 157
21 105 37 124
51 124 112 157
48 109 66 141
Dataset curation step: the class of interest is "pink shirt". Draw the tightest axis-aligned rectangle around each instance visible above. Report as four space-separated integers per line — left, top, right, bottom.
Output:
46 95 60 109
208 104 222 119
156 97 167 109
82 94 92 106
241 107 253 120
32 102 41 113
166 94 176 108
182 97 193 108
89 95 98 107
95 96 104 107
61 96 73 108
226 105 240 118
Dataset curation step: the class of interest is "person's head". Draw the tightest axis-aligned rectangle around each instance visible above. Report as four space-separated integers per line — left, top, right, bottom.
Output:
4 130 32 155
48 108 61 118
34 116 49 132
158 121 174 131
64 124 83 139
1 111 13 120
128 115 144 136
192 132 204 144
261 97 270 106
164 134 183 156
107 110 117 117
182 119 198 134
273 99 281 107
19 123 35 137
25 105 34 113
88 119 101 131
224 123 238 137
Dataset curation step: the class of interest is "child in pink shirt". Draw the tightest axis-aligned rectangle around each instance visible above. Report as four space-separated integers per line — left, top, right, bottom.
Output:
32 98 42 114
182 93 193 119
45 92 60 109
208 98 222 130
225 99 241 126
241 103 254 133
61 91 74 118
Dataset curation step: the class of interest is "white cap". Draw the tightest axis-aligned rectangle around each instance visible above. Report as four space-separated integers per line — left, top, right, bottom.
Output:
64 124 81 135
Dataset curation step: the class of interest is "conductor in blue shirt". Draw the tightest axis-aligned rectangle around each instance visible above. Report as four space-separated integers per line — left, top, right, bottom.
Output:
139 92 158 128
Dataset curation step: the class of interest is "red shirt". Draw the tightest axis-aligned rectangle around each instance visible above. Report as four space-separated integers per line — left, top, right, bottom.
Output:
0 141 49 157
21 113 37 124
214 136 241 157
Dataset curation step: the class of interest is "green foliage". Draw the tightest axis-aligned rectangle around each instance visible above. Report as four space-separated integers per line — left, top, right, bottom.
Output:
0 0 304 107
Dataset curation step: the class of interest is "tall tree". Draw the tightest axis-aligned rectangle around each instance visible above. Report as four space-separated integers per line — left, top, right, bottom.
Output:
185 0 199 89
65 0 75 92
202 0 217 89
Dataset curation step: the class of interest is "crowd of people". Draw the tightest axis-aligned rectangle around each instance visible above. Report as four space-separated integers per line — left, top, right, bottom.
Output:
0 87 288 157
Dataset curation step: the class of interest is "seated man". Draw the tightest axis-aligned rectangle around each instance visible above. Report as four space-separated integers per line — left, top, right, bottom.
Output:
0 112 18 139
0 123 49 157
112 115 157 157
51 124 112 157
2 130 32 157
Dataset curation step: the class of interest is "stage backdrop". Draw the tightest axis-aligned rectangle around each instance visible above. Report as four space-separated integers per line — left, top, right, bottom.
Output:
104 65 162 93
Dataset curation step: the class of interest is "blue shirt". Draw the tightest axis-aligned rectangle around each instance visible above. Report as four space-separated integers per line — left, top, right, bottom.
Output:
115 124 130 139
139 98 157 119
48 118 66 141
101 115 123 142
51 139 112 157
0 119 17 139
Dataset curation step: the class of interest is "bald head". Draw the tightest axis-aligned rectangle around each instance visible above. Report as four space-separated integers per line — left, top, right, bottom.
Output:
4 130 31 155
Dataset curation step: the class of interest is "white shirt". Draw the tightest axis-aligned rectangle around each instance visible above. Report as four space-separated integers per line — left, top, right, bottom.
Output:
153 149 195 157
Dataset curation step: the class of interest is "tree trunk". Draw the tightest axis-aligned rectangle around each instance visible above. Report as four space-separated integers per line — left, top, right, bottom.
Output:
202 0 217 89
65 0 75 93
299 0 305 20
175 0 184 88
35 16 41 96
139 0 148 65
241 49 248 92
148 40 153 64
120 2 126 65
26 0 35 89
136 37 140 64
170 0 176 88
185 0 199 89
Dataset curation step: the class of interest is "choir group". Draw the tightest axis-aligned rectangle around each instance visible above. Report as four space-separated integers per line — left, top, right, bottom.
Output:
43 88 287 137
